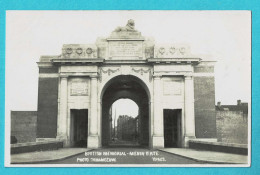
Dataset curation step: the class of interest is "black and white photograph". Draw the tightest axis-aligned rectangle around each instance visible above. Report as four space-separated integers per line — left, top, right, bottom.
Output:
5 11 251 167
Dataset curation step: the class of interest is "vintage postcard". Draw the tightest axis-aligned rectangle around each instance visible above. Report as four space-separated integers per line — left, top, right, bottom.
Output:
5 10 251 167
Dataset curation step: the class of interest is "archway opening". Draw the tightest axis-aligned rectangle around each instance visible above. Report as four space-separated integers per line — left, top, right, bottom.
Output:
101 75 150 147
109 99 139 146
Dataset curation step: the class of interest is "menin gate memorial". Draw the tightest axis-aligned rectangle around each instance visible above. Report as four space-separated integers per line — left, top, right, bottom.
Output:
37 20 217 148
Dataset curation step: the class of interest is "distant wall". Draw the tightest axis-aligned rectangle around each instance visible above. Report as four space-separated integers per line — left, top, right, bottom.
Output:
216 111 248 144
11 111 37 143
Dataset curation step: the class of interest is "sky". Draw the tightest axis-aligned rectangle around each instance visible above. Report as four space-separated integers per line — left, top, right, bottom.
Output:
5 11 251 117
111 99 139 126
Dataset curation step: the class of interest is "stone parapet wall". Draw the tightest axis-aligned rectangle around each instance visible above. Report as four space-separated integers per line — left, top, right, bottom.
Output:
189 139 248 155
11 141 63 154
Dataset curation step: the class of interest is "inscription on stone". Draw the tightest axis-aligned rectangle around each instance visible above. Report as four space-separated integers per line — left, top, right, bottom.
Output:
109 41 143 58
70 79 88 96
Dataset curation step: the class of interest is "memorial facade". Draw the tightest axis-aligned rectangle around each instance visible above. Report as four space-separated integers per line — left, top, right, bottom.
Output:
36 20 217 148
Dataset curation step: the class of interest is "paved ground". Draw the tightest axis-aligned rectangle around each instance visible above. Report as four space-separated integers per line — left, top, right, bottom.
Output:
11 147 249 165
108 140 139 147
49 148 204 164
160 148 248 164
11 148 91 164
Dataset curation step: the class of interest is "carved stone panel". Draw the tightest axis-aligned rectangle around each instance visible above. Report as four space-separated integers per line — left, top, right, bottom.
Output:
108 41 143 59
154 44 191 58
70 79 89 96
61 44 97 59
163 80 182 95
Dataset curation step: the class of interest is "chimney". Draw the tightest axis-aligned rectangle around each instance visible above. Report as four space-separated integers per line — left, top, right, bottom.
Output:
237 100 241 106
217 102 221 107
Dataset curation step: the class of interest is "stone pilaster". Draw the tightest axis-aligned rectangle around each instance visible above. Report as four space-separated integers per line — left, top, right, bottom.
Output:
97 101 102 147
152 75 164 148
184 75 196 147
88 75 99 148
57 75 68 145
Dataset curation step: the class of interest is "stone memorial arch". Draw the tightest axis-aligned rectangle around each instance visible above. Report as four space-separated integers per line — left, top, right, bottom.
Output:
36 20 217 149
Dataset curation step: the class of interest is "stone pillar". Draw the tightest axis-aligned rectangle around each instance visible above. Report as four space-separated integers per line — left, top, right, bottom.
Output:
57 75 68 145
184 75 196 147
152 75 164 148
97 101 102 147
88 75 99 148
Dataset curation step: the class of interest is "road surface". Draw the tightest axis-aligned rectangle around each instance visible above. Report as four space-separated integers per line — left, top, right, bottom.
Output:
49 147 209 164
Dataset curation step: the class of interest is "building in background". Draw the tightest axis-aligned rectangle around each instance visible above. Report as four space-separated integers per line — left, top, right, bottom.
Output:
216 100 248 117
216 100 248 144
117 115 139 142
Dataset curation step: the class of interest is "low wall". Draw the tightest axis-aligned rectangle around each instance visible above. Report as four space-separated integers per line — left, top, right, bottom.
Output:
189 140 248 155
11 111 37 143
11 141 63 154
216 111 248 144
